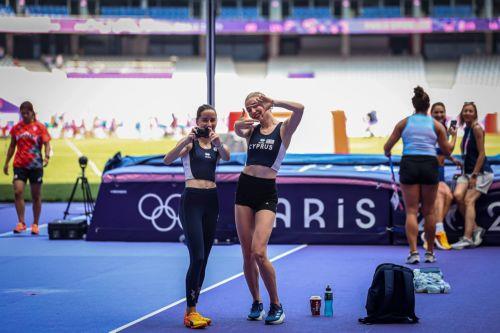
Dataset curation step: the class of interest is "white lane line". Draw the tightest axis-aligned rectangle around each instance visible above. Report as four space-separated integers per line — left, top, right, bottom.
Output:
64 139 102 177
109 244 308 333
0 224 47 237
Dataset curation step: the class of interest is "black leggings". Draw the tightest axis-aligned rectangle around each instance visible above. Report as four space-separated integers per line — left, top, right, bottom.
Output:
179 187 219 307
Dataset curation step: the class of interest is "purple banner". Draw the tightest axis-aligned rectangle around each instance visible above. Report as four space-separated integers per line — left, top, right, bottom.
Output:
87 178 391 244
1 16 500 35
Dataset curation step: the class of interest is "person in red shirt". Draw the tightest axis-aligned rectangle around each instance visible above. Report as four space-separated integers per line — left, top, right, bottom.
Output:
3 101 51 235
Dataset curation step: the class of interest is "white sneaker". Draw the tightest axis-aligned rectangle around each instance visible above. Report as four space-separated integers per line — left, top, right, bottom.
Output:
424 252 436 263
406 252 420 264
451 237 473 250
472 227 486 247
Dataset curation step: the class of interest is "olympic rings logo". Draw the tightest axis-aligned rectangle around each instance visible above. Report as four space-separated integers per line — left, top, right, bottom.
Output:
138 193 182 232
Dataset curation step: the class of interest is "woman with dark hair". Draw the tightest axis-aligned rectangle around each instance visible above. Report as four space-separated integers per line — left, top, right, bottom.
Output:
420 102 461 250
384 87 456 264
451 102 494 249
164 104 230 329
3 101 51 236
234 92 304 325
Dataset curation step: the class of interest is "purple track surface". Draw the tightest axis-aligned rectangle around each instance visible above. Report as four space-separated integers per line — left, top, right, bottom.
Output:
123 246 500 333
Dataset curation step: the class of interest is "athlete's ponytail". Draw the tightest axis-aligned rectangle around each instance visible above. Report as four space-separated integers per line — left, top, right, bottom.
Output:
412 86 430 113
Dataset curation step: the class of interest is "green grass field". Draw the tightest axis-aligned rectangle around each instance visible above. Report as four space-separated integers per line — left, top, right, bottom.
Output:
1 135 499 201
0 138 177 201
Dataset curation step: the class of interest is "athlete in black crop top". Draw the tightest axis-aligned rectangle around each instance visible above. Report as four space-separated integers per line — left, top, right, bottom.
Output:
233 92 304 325
164 104 230 328
451 102 494 250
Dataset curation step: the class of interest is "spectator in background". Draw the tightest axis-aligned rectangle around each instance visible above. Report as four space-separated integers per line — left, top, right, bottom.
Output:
3 101 51 236
170 113 178 130
109 118 118 137
421 102 461 251
364 110 378 137
451 102 494 249
55 54 64 69
0 46 5 59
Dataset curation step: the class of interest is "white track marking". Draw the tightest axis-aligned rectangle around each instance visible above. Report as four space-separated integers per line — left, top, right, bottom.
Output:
64 139 102 177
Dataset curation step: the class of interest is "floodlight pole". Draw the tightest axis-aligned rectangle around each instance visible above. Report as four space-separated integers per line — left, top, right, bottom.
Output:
206 0 216 106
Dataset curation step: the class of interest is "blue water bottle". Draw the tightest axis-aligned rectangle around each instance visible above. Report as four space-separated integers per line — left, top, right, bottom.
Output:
324 285 333 317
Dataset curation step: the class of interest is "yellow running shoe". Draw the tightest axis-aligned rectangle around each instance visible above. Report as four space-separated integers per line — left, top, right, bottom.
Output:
193 312 211 326
435 231 451 250
421 231 451 250
31 224 39 235
13 222 27 234
184 312 208 329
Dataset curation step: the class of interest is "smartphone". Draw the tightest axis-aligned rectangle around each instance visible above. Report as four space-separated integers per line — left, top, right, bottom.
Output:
450 120 457 129
194 127 210 138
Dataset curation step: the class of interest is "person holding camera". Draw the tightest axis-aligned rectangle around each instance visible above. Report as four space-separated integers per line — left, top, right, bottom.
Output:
420 102 460 250
384 87 456 264
164 104 230 329
234 92 304 325
451 102 494 250
3 101 51 236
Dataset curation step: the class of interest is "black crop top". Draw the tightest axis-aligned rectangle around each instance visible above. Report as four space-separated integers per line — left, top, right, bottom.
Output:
182 140 219 182
246 122 286 172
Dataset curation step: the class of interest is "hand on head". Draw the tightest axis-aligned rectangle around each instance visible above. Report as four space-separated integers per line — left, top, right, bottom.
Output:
256 94 274 110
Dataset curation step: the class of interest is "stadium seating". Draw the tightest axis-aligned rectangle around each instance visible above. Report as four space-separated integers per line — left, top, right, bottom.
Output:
149 7 190 19
1 55 498 151
62 56 177 75
219 7 261 20
0 5 14 16
432 5 474 18
25 5 69 16
101 6 190 19
456 55 500 86
101 6 148 17
291 7 331 19
360 6 402 18
267 56 425 82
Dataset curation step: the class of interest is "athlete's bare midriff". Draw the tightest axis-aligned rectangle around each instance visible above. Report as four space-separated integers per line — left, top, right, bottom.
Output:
185 179 216 189
242 165 277 179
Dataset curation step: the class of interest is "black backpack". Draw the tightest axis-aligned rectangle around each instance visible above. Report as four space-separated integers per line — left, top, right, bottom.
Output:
359 263 419 324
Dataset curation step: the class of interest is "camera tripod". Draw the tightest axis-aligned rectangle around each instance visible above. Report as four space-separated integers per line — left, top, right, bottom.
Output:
63 157 95 223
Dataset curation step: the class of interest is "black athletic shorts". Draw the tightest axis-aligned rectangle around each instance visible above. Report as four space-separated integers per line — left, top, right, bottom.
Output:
399 155 439 185
235 173 278 213
13 167 43 184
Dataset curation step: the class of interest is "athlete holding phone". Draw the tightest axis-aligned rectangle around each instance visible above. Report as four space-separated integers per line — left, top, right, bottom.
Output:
164 104 230 329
